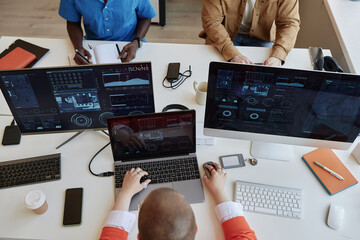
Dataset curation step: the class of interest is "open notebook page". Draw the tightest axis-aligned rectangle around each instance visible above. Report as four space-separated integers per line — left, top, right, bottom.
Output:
92 43 122 64
68 43 122 65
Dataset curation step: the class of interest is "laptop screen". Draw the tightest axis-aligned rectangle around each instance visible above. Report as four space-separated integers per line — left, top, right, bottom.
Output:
107 110 196 162
0 62 155 134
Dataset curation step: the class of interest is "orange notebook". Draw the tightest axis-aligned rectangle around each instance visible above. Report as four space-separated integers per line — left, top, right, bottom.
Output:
302 148 358 195
0 47 36 70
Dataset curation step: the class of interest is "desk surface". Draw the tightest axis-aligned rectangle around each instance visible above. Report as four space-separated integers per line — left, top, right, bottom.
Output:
0 36 359 240
325 0 360 74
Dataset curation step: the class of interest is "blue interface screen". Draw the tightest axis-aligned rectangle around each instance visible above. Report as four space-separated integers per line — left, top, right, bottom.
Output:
0 62 155 133
204 62 360 142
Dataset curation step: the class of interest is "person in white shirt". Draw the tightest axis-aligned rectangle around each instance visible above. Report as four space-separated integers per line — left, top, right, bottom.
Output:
99 163 257 240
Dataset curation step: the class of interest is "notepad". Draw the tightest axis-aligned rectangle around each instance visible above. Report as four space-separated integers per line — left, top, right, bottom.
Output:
68 43 123 65
302 148 358 195
0 47 36 70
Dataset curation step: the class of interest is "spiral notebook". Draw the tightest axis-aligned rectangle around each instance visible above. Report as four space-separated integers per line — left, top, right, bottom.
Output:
302 148 358 195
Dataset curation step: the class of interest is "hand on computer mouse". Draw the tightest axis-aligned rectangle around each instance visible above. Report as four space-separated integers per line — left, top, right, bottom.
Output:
202 162 230 204
203 161 216 178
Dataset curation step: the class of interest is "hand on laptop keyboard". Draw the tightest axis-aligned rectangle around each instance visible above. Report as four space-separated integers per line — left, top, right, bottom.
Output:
115 157 200 188
140 175 149 183
120 168 151 196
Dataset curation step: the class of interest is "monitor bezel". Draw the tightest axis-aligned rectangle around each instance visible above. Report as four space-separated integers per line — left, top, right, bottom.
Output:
204 61 360 150
0 62 155 135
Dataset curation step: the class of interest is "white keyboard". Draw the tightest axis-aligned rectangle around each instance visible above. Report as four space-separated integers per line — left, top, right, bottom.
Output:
235 180 302 219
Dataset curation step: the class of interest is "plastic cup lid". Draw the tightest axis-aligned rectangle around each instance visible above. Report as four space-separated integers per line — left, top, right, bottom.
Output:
25 190 46 209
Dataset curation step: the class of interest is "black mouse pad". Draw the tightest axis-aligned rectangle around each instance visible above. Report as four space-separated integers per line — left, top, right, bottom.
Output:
2 125 21 145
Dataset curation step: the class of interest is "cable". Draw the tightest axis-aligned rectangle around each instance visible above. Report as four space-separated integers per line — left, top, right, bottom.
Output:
101 130 109 136
162 65 192 90
88 141 114 177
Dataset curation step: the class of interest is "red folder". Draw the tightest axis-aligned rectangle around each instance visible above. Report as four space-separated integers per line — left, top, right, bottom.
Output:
0 47 36 70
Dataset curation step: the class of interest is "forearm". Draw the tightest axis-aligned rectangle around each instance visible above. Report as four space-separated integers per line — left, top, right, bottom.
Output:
66 21 84 50
272 0 300 61
113 192 132 211
134 18 151 38
213 190 231 205
201 0 240 61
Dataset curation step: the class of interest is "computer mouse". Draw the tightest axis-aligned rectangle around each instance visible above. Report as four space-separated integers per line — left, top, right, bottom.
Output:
203 161 216 178
327 203 344 230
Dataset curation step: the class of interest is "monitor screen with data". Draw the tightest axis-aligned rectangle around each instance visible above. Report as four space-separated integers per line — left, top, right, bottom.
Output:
0 62 155 134
204 61 360 149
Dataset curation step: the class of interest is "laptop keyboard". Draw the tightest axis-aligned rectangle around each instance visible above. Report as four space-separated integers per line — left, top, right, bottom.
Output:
115 156 200 188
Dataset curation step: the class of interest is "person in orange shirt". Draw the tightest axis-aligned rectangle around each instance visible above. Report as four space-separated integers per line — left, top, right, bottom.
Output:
99 162 257 240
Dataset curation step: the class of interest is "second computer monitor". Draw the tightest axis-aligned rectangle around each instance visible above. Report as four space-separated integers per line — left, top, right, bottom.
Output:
204 61 360 160
0 62 155 134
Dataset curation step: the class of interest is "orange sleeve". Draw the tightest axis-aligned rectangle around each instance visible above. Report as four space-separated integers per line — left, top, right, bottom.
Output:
99 227 129 240
222 216 257 240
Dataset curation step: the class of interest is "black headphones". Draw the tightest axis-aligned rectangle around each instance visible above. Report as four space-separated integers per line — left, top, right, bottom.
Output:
323 56 344 72
162 104 189 112
315 55 344 72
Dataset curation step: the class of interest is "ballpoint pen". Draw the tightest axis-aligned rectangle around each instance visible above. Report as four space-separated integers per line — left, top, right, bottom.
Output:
75 49 90 63
314 161 344 180
115 43 121 58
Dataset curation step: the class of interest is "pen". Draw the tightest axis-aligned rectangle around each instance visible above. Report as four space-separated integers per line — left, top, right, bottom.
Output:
314 161 344 180
116 43 121 58
75 49 90 63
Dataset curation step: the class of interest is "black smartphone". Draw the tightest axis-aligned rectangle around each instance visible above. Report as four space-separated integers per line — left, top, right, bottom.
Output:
2 125 21 145
166 62 180 80
63 187 83 226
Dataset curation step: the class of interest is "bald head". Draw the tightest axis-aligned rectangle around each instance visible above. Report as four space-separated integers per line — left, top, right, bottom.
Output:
138 188 196 240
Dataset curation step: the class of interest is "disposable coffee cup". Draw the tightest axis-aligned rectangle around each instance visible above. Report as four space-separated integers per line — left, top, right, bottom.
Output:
25 190 48 214
193 81 208 105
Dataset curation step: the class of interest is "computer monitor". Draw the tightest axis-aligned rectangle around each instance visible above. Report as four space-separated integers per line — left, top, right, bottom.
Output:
0 62 155 134
204 61 360 161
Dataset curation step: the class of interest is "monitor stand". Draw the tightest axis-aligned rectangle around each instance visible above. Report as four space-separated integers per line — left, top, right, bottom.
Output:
250 141 294 161
55 130 109 149
56 131 84 149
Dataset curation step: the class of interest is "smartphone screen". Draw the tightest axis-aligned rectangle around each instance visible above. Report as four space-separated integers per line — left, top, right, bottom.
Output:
63 188 83 225
167 62 180 80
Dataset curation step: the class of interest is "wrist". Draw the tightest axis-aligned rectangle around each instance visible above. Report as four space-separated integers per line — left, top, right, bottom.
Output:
113 192 133 211
132 36 142 48
117 191 133 201
213 191 230 205
75 46 85 52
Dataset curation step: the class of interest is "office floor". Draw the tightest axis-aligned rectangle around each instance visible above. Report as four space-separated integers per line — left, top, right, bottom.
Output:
0 0 204 44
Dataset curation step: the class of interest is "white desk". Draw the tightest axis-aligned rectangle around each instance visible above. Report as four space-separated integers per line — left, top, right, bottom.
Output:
0 36 359 240
324 0 360 74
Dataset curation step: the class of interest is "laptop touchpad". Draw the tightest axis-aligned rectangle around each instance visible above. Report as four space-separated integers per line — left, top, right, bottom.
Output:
173 180 205 204
129 183 172 211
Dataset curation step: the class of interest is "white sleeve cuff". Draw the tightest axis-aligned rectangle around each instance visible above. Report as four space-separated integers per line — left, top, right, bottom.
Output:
104 210 137 233
214 201 244 224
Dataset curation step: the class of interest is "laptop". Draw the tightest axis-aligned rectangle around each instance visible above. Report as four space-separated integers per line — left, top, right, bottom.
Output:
107 110 205 210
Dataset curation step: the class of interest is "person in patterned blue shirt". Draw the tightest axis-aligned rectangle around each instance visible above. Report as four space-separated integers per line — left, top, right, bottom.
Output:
59 0 156 64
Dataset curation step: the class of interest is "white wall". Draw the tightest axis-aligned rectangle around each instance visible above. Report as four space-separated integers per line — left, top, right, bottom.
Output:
295 0 350 72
